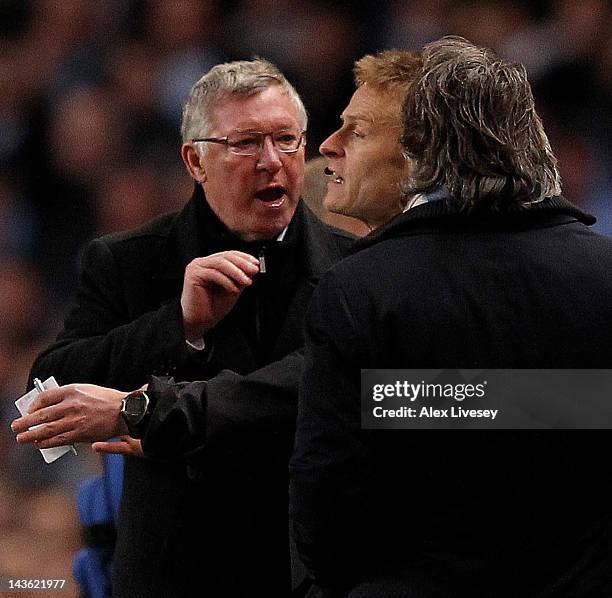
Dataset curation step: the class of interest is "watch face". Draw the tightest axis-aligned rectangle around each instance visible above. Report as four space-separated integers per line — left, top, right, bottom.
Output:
124 394 145 417
123 392 149 424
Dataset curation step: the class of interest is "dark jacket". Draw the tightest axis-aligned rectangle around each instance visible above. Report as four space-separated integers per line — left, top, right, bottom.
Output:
30 186 354 597
290 196 612 597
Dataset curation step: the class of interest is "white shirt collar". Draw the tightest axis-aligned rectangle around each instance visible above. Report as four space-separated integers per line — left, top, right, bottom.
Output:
403 193 428 212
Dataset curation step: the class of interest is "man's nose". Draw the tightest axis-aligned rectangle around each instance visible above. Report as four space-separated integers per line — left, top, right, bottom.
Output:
256 136 283 172
319 130 343 157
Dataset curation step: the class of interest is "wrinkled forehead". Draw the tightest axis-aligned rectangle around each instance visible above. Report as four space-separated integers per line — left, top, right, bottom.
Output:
208 85 302 134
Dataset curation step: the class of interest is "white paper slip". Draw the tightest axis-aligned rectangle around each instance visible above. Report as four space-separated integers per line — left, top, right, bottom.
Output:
15 376 73 464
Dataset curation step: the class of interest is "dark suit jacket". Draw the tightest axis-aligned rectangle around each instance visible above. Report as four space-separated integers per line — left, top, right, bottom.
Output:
290 196 612 597
30 186 354 597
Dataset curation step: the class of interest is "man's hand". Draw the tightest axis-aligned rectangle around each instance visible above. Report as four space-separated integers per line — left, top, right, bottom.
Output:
11 384 129 448
181 250 260 342
92 436 144 457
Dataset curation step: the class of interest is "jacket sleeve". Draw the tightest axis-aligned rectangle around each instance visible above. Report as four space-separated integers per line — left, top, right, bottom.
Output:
289 270 377 589
141 350 303 460
29 237 198 391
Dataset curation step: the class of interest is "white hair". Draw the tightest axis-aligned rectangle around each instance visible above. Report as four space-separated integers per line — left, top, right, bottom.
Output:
181 58 307 145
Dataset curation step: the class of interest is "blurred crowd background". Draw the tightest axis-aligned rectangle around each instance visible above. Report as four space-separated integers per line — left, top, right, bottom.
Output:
1 0 611 592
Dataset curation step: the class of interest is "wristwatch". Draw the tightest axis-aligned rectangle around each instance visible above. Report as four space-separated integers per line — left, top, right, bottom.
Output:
120 390 151 438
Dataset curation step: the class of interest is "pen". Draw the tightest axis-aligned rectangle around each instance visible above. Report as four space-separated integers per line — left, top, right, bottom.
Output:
33 378 78 455
258 248 267 274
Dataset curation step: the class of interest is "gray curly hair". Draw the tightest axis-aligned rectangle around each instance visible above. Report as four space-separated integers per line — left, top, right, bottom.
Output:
401 36 562 209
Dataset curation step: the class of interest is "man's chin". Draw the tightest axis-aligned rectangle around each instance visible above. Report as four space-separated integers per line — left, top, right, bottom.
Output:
243 212 295 242
324 196 354 219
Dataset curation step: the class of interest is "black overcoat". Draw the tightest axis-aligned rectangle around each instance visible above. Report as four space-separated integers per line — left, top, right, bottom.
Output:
30 186 354 597
291 196 612 597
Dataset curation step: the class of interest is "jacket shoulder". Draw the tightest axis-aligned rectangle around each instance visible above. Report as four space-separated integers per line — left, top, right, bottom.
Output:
97 210 179 249
326 224 357 247
79 210 185 282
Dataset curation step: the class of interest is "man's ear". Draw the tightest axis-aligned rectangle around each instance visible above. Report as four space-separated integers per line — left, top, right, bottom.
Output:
181 144 207 183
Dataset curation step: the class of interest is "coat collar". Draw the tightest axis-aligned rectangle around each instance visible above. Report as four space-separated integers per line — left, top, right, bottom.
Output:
353 195 595 253
297 196 349 280
156 183 344 281
156 185 206 281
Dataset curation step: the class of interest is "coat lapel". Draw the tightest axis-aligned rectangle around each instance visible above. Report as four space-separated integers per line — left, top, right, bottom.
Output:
156 185 207 284
151 188 349 364
271 202 346 358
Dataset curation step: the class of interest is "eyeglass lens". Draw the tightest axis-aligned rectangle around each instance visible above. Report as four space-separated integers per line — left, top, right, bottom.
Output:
227 131 303 155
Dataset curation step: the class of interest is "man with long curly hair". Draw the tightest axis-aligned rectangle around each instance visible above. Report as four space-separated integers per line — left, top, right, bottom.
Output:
291 37 612 597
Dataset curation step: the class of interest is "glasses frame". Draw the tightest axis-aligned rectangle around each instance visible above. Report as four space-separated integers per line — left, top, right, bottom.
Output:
192 130 306 156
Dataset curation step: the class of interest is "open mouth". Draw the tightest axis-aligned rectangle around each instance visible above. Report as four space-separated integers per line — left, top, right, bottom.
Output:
255 186 287 207
324 166 344 184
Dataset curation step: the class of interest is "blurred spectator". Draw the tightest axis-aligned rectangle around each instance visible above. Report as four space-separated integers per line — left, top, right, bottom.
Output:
0 254 98 489
142 0 224 126
94 165 159 235
447 0 533 51
0 485 83 597
0 256 48 347
376 0 451 50
154 163 196 215
0 253 98 592
105 41 176 161
32 85 121 299
0 177 38 256
227 0 363 153
48 85 122 187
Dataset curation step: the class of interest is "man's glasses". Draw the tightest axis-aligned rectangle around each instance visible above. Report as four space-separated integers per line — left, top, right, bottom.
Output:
192 130 306 156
